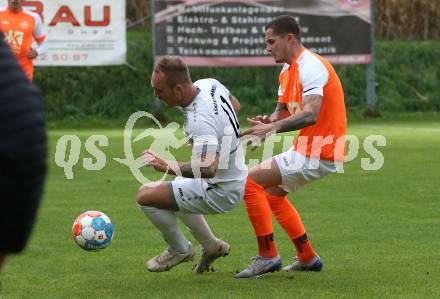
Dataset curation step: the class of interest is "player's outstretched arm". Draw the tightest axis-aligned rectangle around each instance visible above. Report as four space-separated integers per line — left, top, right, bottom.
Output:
248 102 289 124
240 95 322 142
270 102 290 122
141 150 219 179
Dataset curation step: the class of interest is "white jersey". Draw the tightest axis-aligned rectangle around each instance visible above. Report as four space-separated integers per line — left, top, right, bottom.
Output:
182 78 247 185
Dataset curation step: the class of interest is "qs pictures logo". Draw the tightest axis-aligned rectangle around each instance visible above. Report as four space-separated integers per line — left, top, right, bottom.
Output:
54 112 186 185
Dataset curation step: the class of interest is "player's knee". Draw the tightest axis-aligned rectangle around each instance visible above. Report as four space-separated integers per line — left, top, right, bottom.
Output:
137 185 153 206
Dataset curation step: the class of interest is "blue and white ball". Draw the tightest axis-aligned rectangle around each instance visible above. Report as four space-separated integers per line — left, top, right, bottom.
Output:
72 211 114 251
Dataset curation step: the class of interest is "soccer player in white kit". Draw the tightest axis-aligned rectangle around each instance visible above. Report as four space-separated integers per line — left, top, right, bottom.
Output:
137 56 247 273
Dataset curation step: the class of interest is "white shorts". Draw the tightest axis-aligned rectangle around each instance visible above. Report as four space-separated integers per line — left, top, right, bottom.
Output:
170 177 246 214
273 150 338 193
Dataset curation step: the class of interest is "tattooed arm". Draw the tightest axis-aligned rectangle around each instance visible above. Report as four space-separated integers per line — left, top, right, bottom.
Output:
274 94 322 133
248 102 291 124
240 95 322 140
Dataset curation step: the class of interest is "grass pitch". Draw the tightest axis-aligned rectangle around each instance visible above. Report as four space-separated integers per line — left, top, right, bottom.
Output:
1 117 440 298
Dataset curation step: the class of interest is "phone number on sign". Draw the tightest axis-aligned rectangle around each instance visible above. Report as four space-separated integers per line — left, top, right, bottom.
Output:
38 53 89 62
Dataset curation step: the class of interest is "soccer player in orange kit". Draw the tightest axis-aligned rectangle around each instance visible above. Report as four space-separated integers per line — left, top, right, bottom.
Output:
235 15 346 278
0 0 47 81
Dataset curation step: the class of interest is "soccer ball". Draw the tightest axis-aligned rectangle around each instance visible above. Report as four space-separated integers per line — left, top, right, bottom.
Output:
72 211 114 251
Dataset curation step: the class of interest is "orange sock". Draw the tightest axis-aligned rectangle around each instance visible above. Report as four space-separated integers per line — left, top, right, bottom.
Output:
244 177 278 258
266 193 316 262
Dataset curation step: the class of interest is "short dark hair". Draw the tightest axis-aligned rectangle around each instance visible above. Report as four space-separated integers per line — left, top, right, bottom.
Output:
153 56 192 87
265 15 301 38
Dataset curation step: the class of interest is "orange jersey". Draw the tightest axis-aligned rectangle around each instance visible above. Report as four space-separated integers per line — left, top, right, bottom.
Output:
278 48 346 161
0 7 46 80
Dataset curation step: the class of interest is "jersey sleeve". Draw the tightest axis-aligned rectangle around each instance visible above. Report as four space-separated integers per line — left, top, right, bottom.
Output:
277 63 290 103
190 118 219 159
189 117 219 178
277 85 286 103
32 12 46 42
31 12 48 55
299 58 329 97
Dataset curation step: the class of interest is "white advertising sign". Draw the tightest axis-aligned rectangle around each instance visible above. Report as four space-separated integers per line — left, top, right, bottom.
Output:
0 0 126 66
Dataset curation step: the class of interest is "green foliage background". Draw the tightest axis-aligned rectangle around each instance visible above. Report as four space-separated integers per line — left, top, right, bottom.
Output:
35 31 440 123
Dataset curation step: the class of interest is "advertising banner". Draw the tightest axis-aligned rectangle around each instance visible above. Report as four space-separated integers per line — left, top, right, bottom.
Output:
0 0 126 66
153 0 371 65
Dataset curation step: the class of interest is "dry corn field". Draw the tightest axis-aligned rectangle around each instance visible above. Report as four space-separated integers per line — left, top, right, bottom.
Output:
127 0 439 39
376 0 439 39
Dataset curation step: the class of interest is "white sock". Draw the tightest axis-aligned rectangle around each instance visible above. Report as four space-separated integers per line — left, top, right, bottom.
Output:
139 205 189 253
175 212 218 251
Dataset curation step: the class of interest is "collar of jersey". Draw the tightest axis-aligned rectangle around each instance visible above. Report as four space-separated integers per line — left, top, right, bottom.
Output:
289 47 306 69
183 87 201 110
